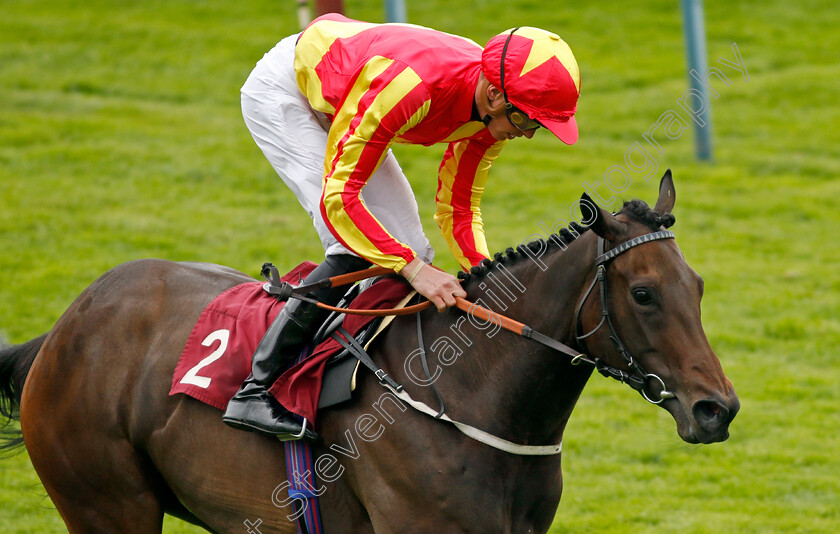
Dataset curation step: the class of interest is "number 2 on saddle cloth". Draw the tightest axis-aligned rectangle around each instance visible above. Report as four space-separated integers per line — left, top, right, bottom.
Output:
169 261 413 425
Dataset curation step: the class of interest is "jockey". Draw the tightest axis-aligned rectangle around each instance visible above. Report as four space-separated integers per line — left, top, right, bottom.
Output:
222 14 581 439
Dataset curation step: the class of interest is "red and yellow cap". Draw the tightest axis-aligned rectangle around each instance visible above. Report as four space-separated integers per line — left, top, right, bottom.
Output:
481 27 581 144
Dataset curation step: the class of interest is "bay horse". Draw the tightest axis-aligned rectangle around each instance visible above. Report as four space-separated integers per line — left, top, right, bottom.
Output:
0 172 738 533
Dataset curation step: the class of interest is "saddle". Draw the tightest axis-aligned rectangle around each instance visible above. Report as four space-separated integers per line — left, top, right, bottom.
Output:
169 262 414 423
311 280 394 410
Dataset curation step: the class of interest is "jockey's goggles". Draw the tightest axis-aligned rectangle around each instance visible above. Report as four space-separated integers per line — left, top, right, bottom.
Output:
505 103 541 131
500 28 540 132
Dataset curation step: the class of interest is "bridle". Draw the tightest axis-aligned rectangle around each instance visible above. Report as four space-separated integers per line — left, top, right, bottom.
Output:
573 230 677 405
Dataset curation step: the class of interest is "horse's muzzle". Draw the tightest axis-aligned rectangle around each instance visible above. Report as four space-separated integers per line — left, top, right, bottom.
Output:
690 396 740 443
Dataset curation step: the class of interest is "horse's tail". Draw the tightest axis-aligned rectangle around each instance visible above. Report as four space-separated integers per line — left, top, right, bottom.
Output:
0 333 47 454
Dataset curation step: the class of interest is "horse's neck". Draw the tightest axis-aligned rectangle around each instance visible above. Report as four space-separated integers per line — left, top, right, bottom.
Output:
429 232 598 445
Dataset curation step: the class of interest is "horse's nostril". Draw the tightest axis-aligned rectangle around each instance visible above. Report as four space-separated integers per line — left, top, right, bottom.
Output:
692 399 729 434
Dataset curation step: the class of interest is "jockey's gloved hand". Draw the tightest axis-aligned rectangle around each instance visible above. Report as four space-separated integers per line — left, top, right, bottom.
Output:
401 258 466 312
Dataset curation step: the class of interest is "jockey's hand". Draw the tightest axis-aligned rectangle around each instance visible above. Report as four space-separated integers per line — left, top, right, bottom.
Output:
401 258 466 312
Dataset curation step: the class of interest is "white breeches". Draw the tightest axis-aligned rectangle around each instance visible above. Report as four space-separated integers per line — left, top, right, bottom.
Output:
239 33 434 264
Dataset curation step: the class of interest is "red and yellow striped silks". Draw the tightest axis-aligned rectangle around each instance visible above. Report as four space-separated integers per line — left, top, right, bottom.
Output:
295 14 504 272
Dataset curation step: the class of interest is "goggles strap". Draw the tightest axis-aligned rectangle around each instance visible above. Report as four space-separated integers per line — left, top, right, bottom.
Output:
499 27 520 102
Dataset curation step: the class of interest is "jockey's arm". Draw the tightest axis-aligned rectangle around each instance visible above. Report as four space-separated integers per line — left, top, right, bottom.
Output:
434 137 505 270
319 58 431 270
316 62 465 309
399 136 506 311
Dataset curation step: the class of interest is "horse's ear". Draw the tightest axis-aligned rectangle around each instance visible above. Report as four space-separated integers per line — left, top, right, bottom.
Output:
580 192 626 241
653 169 676 215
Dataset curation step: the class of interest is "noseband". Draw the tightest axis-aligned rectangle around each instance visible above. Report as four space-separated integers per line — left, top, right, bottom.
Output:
574 230 677 404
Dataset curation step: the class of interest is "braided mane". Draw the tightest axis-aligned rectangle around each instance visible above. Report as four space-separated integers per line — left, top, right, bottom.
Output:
621 199 676 231
458 199 676 283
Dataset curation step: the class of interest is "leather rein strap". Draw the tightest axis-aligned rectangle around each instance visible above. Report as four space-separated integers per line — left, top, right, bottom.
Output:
263 263 583 359
265 232 674 364
263 231 675 455
451 297 583 360
262 263 434 316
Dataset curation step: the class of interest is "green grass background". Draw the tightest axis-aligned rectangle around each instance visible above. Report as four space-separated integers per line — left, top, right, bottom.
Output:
1 0 838 532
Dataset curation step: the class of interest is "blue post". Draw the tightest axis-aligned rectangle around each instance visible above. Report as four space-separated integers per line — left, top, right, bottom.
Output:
680 0 713 161
385 0 406 23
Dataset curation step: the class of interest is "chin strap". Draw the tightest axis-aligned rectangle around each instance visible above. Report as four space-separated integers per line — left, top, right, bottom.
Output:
482 114 492 126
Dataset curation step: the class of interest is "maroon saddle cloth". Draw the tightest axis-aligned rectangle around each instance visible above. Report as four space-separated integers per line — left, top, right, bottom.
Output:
169 261 411 423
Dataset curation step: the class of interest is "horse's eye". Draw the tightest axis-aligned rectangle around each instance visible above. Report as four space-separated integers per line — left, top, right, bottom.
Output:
632 287 655 306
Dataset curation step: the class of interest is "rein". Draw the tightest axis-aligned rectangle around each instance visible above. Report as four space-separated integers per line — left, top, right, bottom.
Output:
262 264 435 316
266 230 676 455
266 231 677 397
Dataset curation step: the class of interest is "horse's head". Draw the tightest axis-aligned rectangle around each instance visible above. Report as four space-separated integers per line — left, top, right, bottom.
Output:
576 170 739 444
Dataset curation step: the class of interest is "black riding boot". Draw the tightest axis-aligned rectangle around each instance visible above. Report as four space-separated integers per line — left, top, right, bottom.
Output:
222 254 371 439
